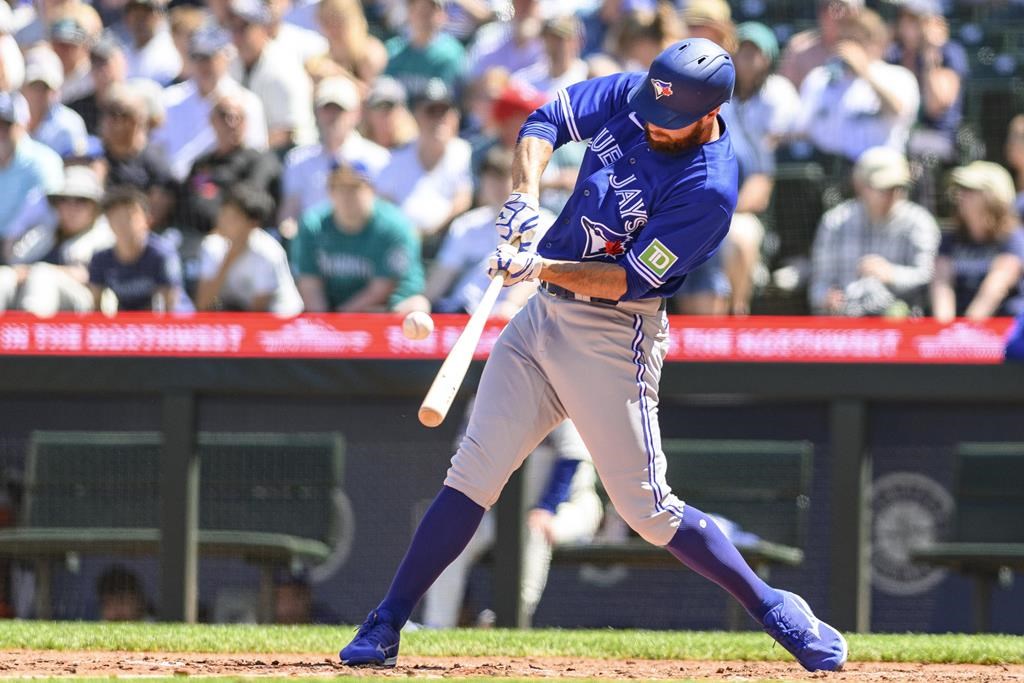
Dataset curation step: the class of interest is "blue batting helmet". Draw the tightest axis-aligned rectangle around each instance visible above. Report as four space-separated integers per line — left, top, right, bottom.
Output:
628 38 735 130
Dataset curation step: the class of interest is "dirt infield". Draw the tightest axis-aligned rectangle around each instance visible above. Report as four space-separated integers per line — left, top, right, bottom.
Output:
2 651 1024 681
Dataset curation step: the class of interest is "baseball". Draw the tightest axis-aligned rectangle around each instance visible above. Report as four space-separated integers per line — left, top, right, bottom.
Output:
402 311 435 340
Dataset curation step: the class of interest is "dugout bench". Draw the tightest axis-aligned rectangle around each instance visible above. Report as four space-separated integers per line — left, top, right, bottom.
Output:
0 430 345 621
911 442 1024 633
551 439 812 630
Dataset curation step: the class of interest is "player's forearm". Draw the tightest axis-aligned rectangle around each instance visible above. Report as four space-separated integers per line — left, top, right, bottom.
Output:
511 137 554 198
538 260 627 300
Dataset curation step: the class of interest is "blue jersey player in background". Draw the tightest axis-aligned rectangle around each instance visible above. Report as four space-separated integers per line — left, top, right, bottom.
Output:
341 39 848 673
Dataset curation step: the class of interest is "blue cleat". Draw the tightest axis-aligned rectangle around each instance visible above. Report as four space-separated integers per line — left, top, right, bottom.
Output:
762 591 848 672
339 609 401 667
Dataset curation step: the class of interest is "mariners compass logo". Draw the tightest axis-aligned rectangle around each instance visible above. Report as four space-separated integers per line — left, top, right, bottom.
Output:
651 78 673 99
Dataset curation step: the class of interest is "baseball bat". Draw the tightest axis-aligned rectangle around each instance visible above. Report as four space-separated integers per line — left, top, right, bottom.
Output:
418 272 506 427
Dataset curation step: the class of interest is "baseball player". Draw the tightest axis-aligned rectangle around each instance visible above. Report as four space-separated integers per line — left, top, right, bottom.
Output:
341 39 848 672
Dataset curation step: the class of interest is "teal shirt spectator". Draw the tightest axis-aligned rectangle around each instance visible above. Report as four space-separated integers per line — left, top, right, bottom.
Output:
384 33 465 94
291 199 424 310
0 136 63 238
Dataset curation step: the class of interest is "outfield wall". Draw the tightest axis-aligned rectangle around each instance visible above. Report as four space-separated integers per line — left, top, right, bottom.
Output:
0 315 1022 634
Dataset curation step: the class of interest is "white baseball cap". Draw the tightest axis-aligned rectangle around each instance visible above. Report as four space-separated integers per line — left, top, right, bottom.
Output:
951 161 1017 208
24 47 65 91
854 146 911 190
49 166 104 203
315 77 359 111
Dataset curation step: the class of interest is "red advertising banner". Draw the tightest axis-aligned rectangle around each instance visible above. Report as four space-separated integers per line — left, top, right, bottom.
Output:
0 313 1013 363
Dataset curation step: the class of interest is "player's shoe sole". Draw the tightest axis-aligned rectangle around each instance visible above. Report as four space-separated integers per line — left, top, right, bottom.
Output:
339 656 397 668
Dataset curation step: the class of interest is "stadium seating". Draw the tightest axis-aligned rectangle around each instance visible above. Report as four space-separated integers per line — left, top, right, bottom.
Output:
552 439 813 629
911 442 1024 633
0 430 345 620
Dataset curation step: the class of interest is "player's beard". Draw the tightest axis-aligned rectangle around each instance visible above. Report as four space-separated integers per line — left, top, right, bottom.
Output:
644 120 711 154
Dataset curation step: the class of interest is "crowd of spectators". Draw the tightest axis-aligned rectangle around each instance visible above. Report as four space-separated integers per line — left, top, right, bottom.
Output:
0 0 1021 320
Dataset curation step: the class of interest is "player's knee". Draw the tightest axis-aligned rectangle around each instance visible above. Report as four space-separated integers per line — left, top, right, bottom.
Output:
615 501 682 547
443 438 505 510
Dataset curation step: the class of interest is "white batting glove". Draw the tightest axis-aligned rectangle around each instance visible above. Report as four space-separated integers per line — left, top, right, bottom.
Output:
487 244 543 286
494 192 540 249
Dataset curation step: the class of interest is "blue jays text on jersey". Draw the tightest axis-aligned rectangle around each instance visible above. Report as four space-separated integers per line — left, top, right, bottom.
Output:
519 72 739 301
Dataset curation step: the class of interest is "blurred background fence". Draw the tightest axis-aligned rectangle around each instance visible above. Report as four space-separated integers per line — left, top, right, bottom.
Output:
0 352 1021 633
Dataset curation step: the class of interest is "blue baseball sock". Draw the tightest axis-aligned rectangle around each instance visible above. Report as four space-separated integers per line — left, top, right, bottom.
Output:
376 486 485 627
665 504 783 621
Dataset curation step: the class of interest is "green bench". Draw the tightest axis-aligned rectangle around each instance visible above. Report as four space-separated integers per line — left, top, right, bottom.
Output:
552 439 812 628
0 430 345 621
911 442 1024 633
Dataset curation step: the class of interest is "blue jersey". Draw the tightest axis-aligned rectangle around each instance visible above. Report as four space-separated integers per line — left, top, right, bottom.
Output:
520 72 738 301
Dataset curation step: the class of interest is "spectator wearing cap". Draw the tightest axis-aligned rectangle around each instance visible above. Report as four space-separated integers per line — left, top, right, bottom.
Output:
89 185 192 312
385 0 465 95
96 565 149 621
290 159 424 312
512 15 588 98
425 146 550 317
0 2 25 92
466 0 541 84
154 23 269 181
779 0 863 89
377 79 472 238
196 183 302 314
315 0 386 86
795 8 919 162
67 32 127 134
682 0 736 54
715 21 800 315
470 78 580 215
809 147 939 316
227 0 315 151
886 0 967 162
21 45 89 157
100 83 176 229
360 76 417 150
0 165 113 315
168 5 208 85
48 5 103 103
279 76 389 226
0 91 63 239
180 92 281 234
62 134 107 185
14 0 79 47
1006 115 1024 218
117 0 181 86
265 0 327 67
932 162 1024 322
271 568 340 624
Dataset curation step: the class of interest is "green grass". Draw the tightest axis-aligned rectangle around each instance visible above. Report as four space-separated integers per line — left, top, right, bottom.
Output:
0 621 1021 665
